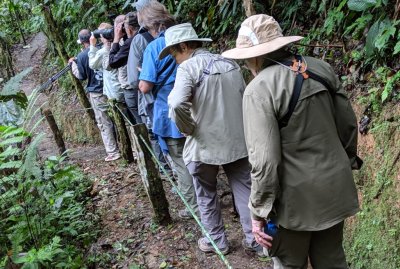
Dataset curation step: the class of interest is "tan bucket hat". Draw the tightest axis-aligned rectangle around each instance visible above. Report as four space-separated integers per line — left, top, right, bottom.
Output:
221 14 303 59
159 23 212 59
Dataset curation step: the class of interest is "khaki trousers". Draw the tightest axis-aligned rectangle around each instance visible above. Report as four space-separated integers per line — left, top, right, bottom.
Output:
89 92 119 156
270 221 348 269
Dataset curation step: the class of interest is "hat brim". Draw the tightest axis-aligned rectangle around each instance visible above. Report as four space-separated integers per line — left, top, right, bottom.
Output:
158 38 213 60
221 36 303 59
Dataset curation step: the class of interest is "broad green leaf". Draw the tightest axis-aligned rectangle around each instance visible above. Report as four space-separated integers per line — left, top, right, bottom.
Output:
381 89 389 102
365 20 380 56
375 19 396 51
394 40 400 55
348 0 377 11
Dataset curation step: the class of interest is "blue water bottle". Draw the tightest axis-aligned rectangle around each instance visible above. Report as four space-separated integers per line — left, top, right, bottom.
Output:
264 219 277 237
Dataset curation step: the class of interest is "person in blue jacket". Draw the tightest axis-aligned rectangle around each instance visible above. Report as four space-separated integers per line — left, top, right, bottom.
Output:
138 2 198 219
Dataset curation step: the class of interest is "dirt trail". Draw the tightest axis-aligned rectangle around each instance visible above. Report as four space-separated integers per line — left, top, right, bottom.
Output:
12 32 59 157
12 32 272 269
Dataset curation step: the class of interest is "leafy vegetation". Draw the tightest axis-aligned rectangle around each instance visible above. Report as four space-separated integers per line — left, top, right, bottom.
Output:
0 0 399 268
0 71 98 268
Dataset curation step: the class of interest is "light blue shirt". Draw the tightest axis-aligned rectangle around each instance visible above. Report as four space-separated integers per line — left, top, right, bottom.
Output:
139 32 183 143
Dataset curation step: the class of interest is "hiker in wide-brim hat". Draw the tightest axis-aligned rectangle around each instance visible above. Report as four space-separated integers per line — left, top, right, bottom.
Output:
166 23 266 257
222 14 361 268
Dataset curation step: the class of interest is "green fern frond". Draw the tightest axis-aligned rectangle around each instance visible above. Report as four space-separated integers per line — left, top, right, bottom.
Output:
18 133 44 180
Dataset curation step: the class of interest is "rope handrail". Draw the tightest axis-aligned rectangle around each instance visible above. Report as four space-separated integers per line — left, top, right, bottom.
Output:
138 134 233 269
112 104 233 268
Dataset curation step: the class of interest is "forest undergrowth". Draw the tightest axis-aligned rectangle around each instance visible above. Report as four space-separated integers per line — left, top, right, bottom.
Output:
0 0 399 268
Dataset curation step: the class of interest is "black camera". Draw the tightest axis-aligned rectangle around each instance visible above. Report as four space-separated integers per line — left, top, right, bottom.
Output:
93 28 114 40
92 24 125 41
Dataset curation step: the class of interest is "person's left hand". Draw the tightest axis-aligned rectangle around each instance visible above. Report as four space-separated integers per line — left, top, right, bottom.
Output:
89 34 97 46
252 218 273 249
101 37 111 48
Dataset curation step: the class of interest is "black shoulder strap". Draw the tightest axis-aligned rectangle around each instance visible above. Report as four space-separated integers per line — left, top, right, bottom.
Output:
157 58 174 78
278 55 304 129
153 58 176 98
140 31 154 44
278 56 338 129
306 70 336 97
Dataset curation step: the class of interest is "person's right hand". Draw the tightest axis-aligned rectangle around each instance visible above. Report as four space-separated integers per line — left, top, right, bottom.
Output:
252 218 273 249
68 57 76 64
89 34 97 46
113 22 124 43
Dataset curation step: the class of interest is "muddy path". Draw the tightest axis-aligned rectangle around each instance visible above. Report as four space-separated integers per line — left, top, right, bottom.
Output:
12 32 272 269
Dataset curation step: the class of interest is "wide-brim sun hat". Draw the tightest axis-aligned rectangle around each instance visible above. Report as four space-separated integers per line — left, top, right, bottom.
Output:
159 23 212 60
221 14 303 59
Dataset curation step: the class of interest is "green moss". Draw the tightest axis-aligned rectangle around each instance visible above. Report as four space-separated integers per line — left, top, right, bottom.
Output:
344 113 400 269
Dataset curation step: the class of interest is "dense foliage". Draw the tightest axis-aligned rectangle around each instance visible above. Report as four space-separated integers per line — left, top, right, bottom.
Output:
0 72 98 268
0 0 399 268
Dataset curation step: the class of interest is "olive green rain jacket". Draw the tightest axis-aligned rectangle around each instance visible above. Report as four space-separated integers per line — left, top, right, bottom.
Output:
243 55 360 231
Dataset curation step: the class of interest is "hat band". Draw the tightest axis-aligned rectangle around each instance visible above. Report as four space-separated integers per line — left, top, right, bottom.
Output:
238 26 259 46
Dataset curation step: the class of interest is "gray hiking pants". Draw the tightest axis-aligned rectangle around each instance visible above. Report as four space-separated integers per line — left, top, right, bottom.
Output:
165 138 198 213
123 88 142 125
187 157 254 249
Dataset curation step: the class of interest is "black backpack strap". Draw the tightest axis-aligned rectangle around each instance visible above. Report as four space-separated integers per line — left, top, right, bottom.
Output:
306 70 336 97
153 58 176 98
140 31 154 44
157 58 174 78
278 55 304 129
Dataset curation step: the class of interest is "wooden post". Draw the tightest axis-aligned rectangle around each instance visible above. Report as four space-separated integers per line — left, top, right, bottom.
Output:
41 4 96 125
130 123 171 225
109 100 134 163
41 108 66 155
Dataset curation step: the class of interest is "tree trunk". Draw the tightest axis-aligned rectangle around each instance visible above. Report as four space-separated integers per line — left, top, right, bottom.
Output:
131 124 171 225
109 100 134 163
41 108 67 155
13 10 26 46
41 4 96 125
243 0 256 17
0 38 15 79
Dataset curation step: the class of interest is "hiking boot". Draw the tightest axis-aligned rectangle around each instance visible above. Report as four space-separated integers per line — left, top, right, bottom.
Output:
105 153 121 162
178 209 194 220
242 239 267 257
198 237 229 255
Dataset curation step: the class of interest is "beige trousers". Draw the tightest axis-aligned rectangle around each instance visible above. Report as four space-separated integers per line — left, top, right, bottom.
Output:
89 92 119 156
